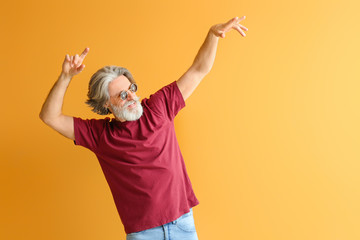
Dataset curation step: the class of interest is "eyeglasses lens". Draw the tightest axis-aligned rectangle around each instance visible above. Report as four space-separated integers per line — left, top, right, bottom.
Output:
120 83 138 100
130 83 137 92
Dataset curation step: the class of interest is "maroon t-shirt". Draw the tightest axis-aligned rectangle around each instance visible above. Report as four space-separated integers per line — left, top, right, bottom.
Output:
73 81 199 234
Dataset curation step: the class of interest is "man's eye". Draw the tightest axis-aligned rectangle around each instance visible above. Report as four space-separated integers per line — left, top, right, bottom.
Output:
119 91 127 100
130 83 138 92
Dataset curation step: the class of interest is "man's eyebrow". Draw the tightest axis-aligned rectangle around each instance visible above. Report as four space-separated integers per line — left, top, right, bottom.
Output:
113 84 132 97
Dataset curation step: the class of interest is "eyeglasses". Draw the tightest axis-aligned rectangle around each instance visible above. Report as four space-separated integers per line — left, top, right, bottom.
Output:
119 83 138 100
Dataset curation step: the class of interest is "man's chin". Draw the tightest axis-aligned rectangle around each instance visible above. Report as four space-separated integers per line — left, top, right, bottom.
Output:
124 114 142 121
121 106 143 121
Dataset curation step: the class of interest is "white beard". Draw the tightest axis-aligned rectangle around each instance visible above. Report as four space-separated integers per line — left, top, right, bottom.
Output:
111 97 143 121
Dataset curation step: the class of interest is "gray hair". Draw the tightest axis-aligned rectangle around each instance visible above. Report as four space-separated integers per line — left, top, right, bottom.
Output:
86 65 135 115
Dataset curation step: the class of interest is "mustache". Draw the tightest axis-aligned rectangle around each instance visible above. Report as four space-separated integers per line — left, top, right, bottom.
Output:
123 97 140 108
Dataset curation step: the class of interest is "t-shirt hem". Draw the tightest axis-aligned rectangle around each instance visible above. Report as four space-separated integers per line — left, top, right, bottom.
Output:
124 199 200 234
73 117 81 146
173 80 186 110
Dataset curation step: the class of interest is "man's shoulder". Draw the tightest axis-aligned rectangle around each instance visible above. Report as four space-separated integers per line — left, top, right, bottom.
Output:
74 116 113 129
143 81 178 102
74 116 112 122
140 81 184 119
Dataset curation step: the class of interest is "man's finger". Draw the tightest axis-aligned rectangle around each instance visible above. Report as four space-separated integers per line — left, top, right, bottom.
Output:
80 47 90 60
223 17 239 30
74 54 80 66
239 24 248 31
233 25 246 37
239 16 246 21
77 64 86 72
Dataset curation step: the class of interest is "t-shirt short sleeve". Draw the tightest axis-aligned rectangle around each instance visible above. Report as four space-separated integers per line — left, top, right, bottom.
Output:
146 81 185 120
73 117 107 152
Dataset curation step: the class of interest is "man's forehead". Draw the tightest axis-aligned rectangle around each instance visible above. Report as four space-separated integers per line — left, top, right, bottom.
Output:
108 75 131 95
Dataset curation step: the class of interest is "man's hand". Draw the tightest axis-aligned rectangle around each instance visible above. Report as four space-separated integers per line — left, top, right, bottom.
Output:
62 47 90 78
211 16 248 38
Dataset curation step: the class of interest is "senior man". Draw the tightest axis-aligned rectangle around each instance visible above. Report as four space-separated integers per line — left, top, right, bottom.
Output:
40 16 248 240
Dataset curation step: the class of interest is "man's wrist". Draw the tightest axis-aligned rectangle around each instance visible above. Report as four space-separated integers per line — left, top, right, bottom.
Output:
209 26 216 36
59 72 73 81
57 72 73 88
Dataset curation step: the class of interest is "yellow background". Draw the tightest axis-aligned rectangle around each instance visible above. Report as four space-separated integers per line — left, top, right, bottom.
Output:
1 0 360 239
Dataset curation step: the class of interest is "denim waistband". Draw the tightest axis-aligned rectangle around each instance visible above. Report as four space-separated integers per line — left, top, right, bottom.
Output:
171 208 193 224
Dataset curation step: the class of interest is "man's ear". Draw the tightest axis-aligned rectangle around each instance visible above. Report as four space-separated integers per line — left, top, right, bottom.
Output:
104 101 112 114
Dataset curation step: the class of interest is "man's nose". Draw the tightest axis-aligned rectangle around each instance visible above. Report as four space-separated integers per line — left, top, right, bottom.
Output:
126 90 136 101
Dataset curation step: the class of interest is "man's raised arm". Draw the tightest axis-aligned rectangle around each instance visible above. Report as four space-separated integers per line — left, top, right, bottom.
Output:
176 16 248 101
39 47 89 140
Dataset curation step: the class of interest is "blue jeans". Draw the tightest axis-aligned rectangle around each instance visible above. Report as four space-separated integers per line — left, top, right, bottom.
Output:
126 209 198 240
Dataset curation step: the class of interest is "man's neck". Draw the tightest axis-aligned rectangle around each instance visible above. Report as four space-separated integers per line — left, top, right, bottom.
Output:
114 115 126 122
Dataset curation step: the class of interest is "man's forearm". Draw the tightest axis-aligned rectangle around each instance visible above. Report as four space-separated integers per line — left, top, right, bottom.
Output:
191 28 219 75
39 73 72 123
176 17 246 100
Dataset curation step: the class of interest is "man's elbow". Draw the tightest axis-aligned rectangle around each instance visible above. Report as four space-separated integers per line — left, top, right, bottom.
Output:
39 114 50 126
39 111 47 123
190 65 210 78
197 63 214 76
39 112 55 126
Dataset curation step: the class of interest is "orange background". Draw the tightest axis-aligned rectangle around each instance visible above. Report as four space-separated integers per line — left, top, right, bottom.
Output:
1 0 360 239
